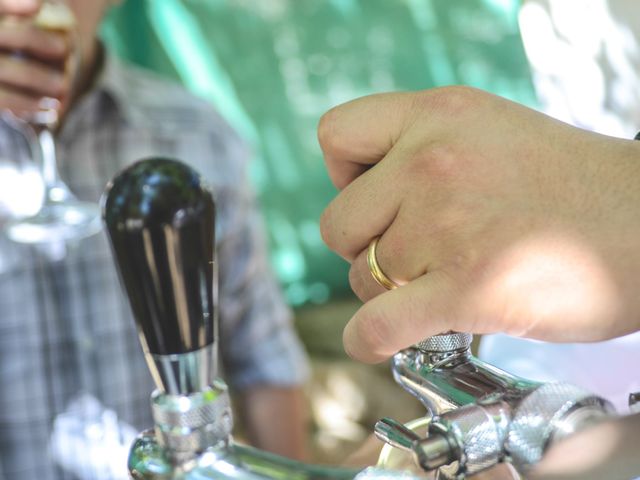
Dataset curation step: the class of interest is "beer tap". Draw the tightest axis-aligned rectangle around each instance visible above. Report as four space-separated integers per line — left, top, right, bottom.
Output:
376 333 614 478
102 157 418 480
103 158 615 479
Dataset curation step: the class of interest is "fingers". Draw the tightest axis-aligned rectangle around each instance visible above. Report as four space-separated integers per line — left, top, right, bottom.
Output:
319 87 476 262
349 190 452 302
0 22 67 61
317 91 419 190
348 249 388 303
348 208 439 302
0 86 41 114
0 0 41 16
0 54 66 98
320 147 405 261
0 18 69 114
343 271 461 363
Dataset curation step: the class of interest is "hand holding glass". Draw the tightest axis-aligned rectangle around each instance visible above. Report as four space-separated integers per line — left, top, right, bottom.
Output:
3 0 101 244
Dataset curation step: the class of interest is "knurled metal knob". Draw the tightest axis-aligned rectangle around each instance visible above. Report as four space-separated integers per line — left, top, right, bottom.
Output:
151 384 232 460
416 333 473 353
506 383 614 469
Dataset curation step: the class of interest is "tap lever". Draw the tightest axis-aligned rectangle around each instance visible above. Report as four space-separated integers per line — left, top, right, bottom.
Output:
103 157 218 394
375 417 457 472
374 417 421 452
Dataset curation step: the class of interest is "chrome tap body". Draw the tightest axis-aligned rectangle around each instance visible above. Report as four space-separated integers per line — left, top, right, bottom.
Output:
378 333 614 477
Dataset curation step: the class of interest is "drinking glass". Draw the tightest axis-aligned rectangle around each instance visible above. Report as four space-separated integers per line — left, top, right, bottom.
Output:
3 0 101 244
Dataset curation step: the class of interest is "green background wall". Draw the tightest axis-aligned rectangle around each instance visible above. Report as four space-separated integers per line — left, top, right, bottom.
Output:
101 0 535 306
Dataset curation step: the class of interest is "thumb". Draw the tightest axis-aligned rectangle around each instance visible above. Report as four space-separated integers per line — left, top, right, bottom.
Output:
343 271 460 363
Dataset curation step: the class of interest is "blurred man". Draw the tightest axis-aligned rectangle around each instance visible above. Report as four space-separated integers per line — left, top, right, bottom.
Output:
0 1 309 478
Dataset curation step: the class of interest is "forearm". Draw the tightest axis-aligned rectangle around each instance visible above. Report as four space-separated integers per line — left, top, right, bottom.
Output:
238 385 309 461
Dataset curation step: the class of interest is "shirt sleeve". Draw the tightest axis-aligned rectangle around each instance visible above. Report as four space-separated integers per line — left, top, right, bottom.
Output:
211 144 310 391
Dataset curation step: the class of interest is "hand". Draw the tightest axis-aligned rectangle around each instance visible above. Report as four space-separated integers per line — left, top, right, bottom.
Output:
529 412 640 479
0 0 71 117
318 86 640 363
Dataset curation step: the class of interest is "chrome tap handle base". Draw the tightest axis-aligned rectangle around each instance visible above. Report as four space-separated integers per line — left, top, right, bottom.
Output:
129 389 417 479
150 381 233 463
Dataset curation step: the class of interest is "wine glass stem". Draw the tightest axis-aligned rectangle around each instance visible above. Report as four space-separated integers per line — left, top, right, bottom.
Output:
38 126 60 186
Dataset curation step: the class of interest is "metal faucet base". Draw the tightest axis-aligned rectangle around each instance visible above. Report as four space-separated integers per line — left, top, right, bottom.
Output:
128 429 421 479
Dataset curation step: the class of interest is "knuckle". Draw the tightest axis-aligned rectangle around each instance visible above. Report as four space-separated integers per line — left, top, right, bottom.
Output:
414 85 485 117
443 248 481 280
404 143 461 185
319 198 355 259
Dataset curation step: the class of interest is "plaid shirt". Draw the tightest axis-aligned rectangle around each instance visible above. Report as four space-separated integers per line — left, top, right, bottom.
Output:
0 52 308 480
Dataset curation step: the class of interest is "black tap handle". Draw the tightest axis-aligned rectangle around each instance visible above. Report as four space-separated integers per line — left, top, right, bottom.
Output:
102 157 216 356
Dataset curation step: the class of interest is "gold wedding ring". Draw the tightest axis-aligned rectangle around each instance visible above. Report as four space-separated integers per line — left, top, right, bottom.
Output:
367 237 399 290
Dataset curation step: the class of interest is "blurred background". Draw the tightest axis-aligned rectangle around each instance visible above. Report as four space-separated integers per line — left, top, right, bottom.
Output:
102 0 536 308
99 0 640 465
